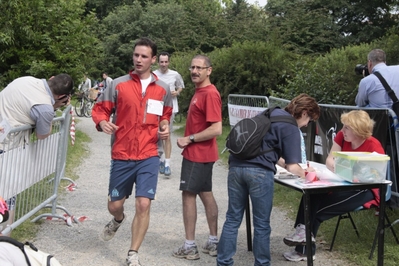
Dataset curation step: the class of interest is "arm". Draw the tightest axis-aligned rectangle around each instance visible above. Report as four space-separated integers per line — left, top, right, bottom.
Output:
92 78 117 131
355 78 370 107
158 119 170 140
285 163 306 178
326 141 342 172
177 121 222 148
31 105 54 139
171 87 183 97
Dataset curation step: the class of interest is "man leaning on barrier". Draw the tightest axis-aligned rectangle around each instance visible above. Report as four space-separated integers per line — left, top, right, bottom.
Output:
0 74 74 235
0 73 74 142
355 48 399 201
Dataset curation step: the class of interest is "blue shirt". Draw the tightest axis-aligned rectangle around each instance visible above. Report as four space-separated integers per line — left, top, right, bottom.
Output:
355 63 399 108
228 108 301 173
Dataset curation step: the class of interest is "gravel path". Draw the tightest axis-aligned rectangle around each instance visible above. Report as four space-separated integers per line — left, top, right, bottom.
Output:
34 116 351 265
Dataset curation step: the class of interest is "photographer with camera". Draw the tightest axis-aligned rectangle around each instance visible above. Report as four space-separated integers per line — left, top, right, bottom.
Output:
355 49 399 108
355 49 399 203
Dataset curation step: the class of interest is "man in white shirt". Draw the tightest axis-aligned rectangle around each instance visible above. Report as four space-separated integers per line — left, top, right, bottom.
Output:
154 52 185 176
102 72 113 92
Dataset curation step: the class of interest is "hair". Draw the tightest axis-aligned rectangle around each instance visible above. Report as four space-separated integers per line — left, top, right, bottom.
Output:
134 37 157 57
192 55 212 67
368 49 386 64
158 52 170 61
47 74 74 95
341 110 374 139
102 72 108 76
284 93 320 120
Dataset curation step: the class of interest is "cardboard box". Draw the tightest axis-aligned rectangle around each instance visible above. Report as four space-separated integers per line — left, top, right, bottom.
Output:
333 152 390 183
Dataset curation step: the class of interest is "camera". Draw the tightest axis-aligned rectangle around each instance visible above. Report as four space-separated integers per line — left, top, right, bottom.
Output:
355 64 369 76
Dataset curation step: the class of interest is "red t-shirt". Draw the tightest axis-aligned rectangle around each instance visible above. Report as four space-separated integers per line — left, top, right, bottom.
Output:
335 130 385 154
334 130 385 208
182 84 222 163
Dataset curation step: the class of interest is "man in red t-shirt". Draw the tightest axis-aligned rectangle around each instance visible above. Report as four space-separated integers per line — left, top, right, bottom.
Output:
173 55 222 260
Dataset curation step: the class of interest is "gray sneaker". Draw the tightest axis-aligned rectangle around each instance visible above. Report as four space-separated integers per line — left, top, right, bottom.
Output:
202 240 218 256
100 213 126 241
126 250 142 266
172 244 200 260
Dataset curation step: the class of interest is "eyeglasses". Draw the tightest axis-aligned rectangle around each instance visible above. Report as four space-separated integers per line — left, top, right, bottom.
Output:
188 66 210 71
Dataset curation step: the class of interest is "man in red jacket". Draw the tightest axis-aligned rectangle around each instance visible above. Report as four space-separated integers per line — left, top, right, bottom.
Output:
92 37 172 266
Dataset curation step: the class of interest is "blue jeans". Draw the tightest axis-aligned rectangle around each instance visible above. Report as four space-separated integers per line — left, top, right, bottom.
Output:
217 167 274 266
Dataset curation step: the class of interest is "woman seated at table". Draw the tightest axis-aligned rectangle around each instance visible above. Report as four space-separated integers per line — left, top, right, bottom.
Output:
283 110 385 262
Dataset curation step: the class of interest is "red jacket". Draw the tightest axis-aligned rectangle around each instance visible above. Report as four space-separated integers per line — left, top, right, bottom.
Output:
92 70 173 160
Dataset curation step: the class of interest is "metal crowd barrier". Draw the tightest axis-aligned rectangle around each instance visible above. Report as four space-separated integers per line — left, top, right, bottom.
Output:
0 105 76 235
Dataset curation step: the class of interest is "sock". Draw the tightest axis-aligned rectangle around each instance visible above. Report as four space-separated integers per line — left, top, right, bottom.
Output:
165 158 171 167
160 154 165 162
128 250 138 255
209 235 218 243
184 239 196 249
114 213 124 223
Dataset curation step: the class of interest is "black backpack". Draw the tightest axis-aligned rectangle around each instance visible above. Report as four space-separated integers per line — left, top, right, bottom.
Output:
224 107 297 160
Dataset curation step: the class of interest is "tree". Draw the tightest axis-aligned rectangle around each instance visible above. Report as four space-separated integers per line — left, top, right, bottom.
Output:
266 0 399 53
311 0 399 46
0 0 102 88
266 0 342 54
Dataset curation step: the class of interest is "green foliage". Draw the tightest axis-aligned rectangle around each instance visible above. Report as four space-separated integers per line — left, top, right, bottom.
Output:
0 0 102 89
274 44 374 105
266 0 399 54
266 0 342 55
209 41 295 117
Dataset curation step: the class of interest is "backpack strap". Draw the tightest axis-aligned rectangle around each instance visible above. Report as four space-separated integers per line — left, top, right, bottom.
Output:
374 72 399 103
0 236 31 266
270 115 297 126
257 112 298 156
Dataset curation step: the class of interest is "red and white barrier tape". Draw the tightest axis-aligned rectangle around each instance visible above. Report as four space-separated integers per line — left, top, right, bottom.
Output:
70 107 75 146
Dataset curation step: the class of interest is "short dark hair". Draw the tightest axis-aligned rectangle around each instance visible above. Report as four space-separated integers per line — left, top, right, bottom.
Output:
158 52 170 61
285 93 320 121
134 37 157 57
47 74 74 95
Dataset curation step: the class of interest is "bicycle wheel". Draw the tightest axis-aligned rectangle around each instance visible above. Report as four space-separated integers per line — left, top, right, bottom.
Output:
84 101 94 118
74 99 85 117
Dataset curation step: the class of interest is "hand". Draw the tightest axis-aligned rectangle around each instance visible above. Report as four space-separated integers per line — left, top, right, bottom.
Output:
158 124 169 140
53 94 70 110
99 120 119 134
177 136 190 149
170 91 179 97
0 126 3 133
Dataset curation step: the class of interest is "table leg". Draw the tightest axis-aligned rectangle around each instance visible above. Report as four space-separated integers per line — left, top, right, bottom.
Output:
304 192 313 266
377 184 386 266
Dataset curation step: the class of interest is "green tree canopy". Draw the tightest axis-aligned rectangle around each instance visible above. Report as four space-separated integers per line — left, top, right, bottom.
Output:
0 0 101 88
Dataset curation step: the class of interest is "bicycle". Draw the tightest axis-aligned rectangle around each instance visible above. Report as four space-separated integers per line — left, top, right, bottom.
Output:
173 111 184 123
74 92 95 118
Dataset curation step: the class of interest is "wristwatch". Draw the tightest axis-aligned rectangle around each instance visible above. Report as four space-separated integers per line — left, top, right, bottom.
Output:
189 134 195 143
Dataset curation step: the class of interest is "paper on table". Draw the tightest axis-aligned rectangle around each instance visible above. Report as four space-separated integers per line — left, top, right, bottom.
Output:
315 168 345 182
296 179 336 187
0 117 12 143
